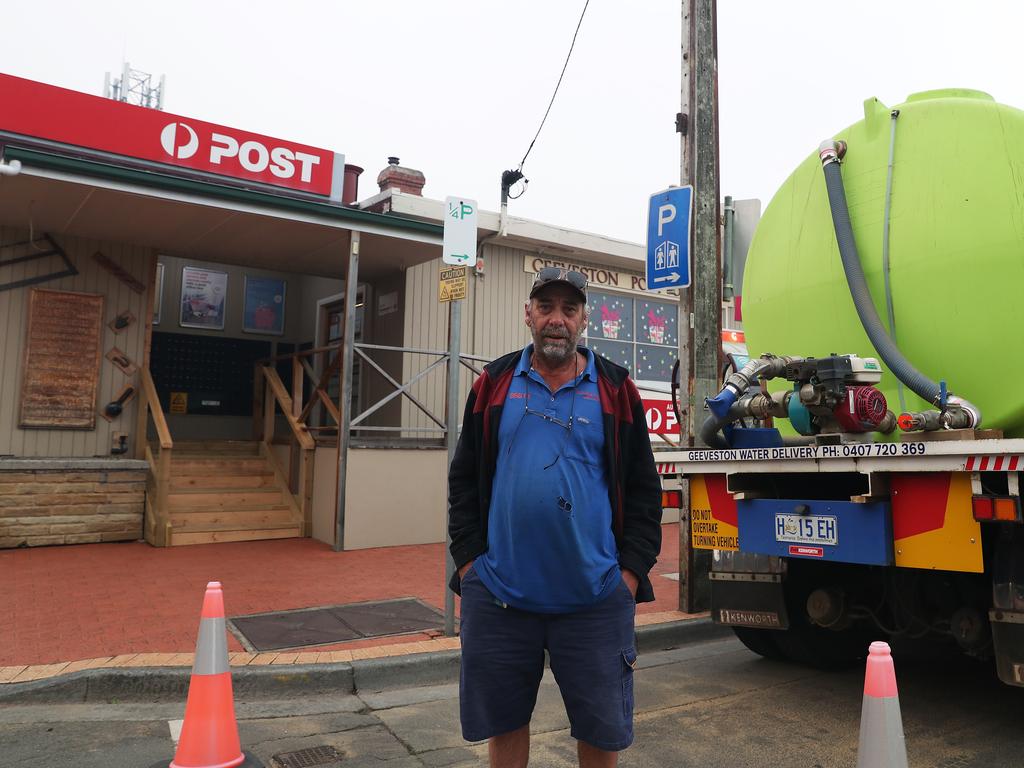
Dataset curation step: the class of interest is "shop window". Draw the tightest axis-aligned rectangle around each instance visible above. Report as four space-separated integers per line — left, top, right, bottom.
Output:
586 291 678 383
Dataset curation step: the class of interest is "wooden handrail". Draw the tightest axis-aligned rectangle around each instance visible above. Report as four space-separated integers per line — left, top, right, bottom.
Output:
298 351 343 425
316 388 340 424
141 368 173 450
259 342 341 364
257 340 488 365
261 365 315 450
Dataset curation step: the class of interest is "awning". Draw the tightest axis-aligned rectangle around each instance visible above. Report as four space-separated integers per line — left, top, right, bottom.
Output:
0 145 443 280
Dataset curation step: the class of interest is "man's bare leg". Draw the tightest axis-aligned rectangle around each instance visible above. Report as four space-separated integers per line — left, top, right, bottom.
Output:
489 724 530 768
578 740 618 768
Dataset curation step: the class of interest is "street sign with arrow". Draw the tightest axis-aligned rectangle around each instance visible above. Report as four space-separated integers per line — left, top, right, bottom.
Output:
646 186 692 290
442 196 478 267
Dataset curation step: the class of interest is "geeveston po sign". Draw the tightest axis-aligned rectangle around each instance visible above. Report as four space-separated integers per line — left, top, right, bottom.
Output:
0 73 341 198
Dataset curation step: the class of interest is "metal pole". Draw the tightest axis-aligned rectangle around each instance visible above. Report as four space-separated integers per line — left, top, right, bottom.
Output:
444 297 462 636
689 0 721 611
723 195 735 302
333 231 360 552
677 0 697 613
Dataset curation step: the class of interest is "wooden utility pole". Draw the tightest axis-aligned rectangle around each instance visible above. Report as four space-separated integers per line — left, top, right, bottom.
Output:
678 0 720 613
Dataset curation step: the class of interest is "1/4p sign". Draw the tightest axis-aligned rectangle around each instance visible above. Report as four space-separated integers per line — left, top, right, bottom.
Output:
443 196 478 267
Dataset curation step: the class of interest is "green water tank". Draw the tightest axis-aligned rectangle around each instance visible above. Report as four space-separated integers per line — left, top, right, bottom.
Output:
742 88 1024 435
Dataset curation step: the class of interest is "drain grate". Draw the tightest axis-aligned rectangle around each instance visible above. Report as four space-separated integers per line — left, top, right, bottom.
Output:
231 597 445 651
272 744 343 768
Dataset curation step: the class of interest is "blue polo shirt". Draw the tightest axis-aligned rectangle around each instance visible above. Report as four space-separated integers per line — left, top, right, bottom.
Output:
474 345 621 613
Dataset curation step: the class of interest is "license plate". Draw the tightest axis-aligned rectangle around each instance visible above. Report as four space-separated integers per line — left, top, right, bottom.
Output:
774 514 837 546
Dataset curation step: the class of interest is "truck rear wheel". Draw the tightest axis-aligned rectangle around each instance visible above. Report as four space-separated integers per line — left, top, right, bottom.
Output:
774 564 878 669
732 626 787 661
772 618 875 669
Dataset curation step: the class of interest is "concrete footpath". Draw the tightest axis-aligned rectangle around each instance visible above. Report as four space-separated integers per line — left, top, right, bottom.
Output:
5 634 1023 768
2 635 768 768
0 615 726 704
2 524 695 695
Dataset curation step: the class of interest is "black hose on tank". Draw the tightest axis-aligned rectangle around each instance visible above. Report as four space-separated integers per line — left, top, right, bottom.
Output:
818 140 979 428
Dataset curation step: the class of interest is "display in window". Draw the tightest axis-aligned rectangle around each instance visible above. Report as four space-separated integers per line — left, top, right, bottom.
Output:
587 291 633 342
636 343 676 382
587 339 632 372
636 299 678 347
243 275 287 335
180 266 227 330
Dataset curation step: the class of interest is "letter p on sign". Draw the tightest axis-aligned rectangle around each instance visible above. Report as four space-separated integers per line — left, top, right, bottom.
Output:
657 204 676 237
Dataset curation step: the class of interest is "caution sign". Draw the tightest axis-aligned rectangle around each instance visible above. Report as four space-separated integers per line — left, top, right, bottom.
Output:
439 266 467 303
170 392 188 414
690 474 739 550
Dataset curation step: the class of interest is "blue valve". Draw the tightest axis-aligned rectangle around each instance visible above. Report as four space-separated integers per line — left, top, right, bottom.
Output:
705 389 737 420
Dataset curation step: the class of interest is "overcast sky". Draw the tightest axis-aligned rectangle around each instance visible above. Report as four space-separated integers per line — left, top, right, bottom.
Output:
3 1 1022 244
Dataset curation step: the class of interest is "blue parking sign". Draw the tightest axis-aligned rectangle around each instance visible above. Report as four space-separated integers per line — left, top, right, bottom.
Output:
646 186 692 290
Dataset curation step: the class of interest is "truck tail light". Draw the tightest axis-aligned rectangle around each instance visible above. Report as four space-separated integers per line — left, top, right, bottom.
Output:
994 497 1021 522
972 496 1021 522
973 496 994 521
662 490 682 509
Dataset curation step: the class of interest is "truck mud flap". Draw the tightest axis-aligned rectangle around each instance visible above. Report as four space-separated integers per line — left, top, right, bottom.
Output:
711 575 789 630
991 610 1024 687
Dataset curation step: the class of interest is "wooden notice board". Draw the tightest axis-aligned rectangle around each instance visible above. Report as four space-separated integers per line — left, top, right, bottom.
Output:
19 289 105 429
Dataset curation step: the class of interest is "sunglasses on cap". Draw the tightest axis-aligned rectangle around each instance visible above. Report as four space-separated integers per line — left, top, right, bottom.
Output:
529 267 588 299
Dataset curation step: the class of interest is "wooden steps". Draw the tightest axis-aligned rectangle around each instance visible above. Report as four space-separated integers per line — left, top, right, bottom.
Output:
170 473 276 490
167 487 285 509
169 523 301 546
168 458 271 474
169 440 262 455
169 507 294 527
148 440 304 547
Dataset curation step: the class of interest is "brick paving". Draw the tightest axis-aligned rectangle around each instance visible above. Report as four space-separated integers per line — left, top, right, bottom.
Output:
1 523 692 682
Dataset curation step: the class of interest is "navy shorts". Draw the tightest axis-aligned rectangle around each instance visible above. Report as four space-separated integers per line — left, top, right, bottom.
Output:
458 565 637 751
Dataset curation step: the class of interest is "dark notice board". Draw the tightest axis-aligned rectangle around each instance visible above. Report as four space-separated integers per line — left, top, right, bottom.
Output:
20 289 105 429
150 332 271 416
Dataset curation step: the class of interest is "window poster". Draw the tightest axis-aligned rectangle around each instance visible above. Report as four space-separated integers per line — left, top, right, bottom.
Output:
180 266 227 330
585 290 678 383
242 275 287 335
587 291 634 342
636 299 678 347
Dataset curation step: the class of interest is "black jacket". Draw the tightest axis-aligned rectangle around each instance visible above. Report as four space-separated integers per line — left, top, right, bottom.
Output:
447 347 663 603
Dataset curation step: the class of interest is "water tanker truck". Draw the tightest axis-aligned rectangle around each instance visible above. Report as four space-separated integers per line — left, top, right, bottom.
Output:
666 88 1024 684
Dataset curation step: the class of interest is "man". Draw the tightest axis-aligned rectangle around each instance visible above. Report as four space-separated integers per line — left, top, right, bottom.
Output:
448 266 663 767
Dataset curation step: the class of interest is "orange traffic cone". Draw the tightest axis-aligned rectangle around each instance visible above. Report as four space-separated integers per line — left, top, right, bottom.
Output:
168 582 256 768
855 641 908 768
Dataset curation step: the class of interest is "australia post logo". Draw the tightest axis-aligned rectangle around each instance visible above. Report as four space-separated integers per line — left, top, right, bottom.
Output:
158 121 329 191
0 73 338 197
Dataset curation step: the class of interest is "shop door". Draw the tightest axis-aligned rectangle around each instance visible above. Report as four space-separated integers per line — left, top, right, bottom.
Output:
317 287 365 431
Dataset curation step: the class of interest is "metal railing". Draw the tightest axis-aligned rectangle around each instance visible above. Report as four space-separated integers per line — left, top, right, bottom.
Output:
256 341 490 440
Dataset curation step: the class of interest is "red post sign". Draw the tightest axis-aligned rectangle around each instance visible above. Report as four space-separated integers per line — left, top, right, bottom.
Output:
0 73 340 198
643 399 680 435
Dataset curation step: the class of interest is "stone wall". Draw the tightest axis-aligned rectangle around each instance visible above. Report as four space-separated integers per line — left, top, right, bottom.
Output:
0 461 147 548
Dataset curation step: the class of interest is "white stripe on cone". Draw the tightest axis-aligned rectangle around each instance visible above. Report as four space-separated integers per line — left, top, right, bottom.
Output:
168 719 183 745
856 695 907 768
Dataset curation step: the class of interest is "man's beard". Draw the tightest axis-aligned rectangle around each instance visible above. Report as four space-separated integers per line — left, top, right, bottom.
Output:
534 327 580 366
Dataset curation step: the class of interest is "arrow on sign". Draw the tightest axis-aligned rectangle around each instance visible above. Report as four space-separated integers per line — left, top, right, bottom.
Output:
653 272 680 283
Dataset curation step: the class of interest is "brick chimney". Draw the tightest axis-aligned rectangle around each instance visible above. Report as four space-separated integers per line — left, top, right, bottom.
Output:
376 156 426 196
